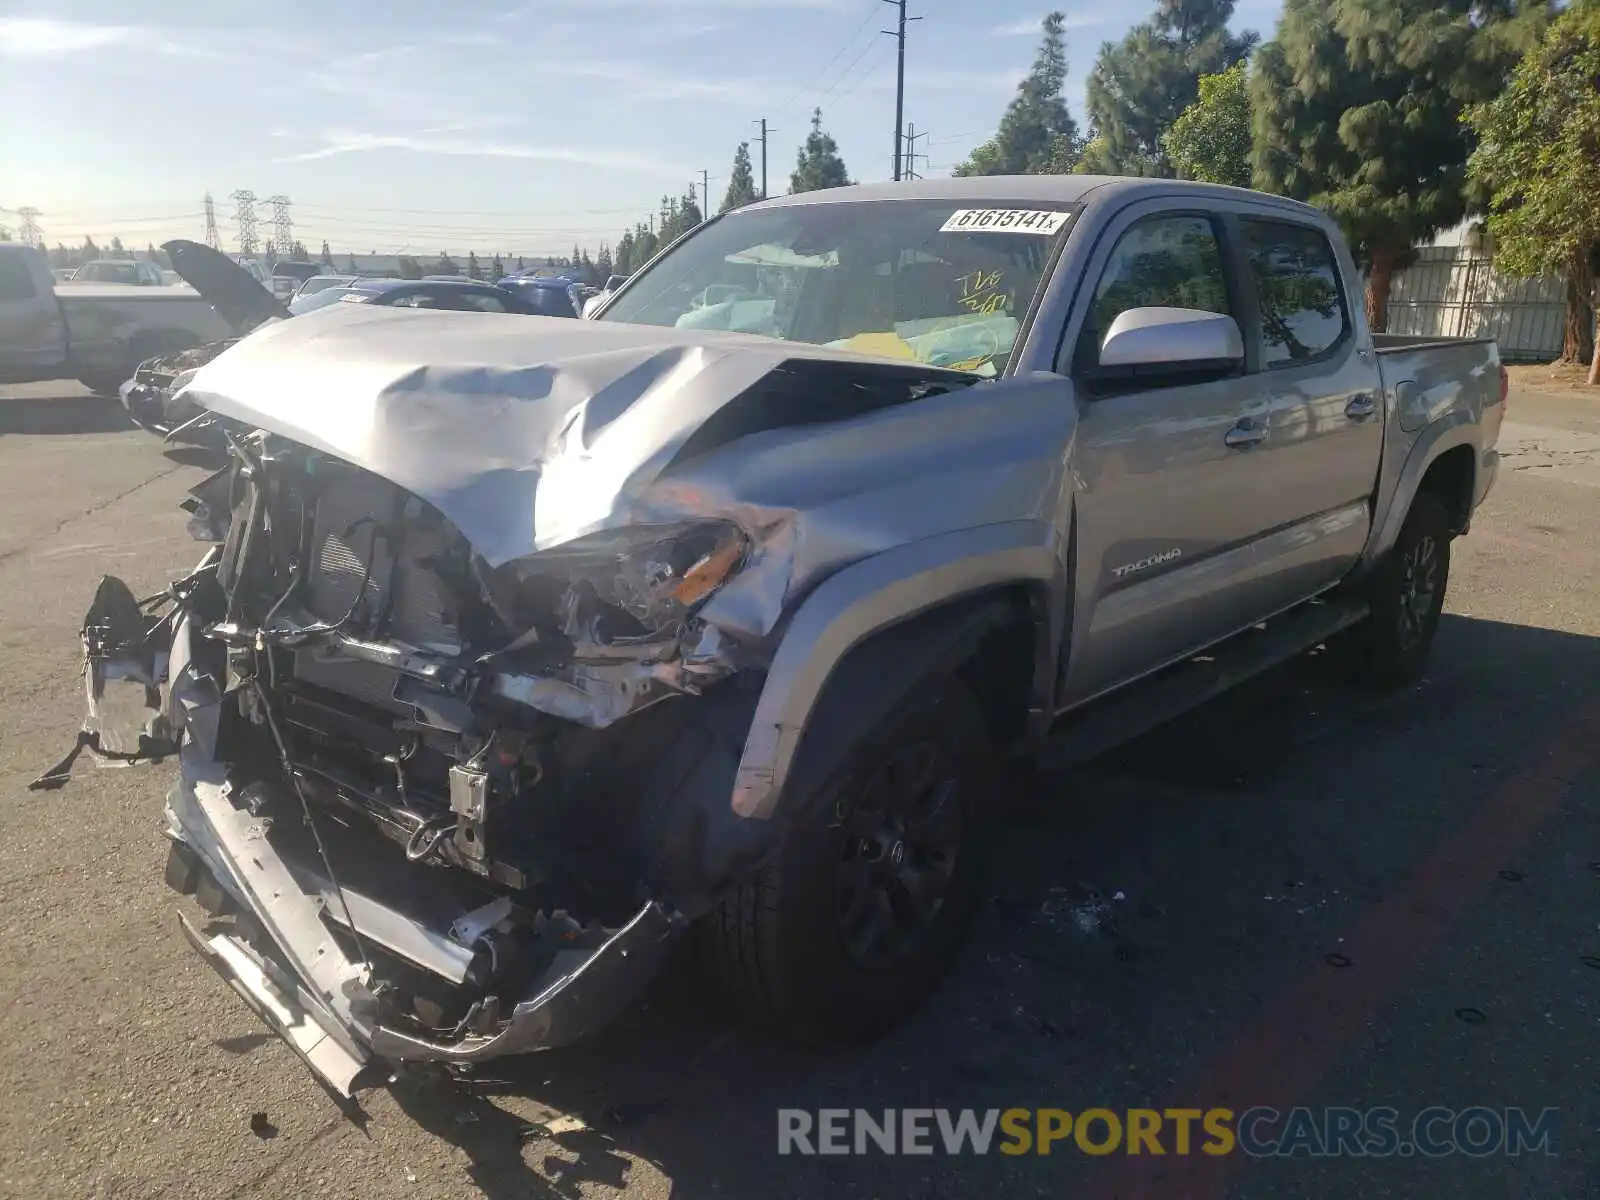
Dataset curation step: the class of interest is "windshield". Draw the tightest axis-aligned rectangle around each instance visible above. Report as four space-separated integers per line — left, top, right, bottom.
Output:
598 199 1074 375
296 276 351 297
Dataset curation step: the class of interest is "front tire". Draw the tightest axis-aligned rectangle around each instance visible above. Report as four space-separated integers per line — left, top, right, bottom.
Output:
1348 492 1452 688
702 679 990 1042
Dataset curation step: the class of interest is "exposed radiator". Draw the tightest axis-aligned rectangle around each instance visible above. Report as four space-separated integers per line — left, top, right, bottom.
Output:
304 472 461 653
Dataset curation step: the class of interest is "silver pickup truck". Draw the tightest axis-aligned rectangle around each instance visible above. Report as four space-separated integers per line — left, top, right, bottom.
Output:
0 242 244 395
49 176 1503 1096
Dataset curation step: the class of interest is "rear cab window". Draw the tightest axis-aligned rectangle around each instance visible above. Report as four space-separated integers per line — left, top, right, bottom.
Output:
1239 219 1350 366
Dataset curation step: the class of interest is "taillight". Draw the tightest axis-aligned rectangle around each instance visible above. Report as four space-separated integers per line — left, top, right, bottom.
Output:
1497 363 1509 407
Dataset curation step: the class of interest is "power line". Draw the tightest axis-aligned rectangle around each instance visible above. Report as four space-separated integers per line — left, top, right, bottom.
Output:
819 34 881 99
777 3 881 113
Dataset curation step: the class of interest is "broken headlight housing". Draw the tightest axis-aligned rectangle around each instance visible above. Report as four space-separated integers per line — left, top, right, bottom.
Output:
504 521 748 648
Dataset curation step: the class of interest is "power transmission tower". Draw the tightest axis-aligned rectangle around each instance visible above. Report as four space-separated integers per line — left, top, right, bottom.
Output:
203 193 220 249
229 190 259 255
16 207 42 248
881 0 920 181
755 118 775 200
904 125 929 180
268 195 293 256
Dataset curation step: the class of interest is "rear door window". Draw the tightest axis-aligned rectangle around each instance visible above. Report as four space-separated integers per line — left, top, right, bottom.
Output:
1240 219 1349 366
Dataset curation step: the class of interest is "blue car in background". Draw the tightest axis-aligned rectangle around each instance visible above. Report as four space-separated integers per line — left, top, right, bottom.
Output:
493 273 584 319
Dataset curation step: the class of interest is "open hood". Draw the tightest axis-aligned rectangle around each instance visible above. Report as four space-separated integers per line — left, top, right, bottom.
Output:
172 303 978 566
162 239 291 332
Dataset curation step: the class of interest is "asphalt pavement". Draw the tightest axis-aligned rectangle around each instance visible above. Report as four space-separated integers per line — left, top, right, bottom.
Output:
0 379 1597 1200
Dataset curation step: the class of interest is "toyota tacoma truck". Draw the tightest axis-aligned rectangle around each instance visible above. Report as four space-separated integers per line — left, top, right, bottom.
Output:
46 177 1503 1096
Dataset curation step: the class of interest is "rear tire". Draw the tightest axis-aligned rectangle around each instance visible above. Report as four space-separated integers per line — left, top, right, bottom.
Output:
1346 492 1452 688
701 678 990 1043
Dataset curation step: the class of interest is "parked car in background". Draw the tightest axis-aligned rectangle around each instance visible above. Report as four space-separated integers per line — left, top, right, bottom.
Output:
51 268 78 284
287 277 543 315
497 274 582 318
66 259 168 286
268 261 324 302
0 242 248 394
582 273 630 317
291 274 357 300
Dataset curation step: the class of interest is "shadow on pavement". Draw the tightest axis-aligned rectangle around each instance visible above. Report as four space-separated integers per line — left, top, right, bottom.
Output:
0 394 135 436
162 444 229 470
383 613 1600 1198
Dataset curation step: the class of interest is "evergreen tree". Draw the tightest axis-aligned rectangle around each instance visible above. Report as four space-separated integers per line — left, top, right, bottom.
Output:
955 12 1082 176
681 184 704 229
397 256 424 280
82 236 99 260
1163 60 1252 186
596 243 614 279
1081 0 1256 177
517 255 526 271
1466 0 1600 374
1253 0 1545 330
467 251 482 279
615 231 636 275
492 253 505 279
434 250 458 275
320 240 334 265
721 142 759 211
346 253 359 273
109 236 126 256
790 108 852 193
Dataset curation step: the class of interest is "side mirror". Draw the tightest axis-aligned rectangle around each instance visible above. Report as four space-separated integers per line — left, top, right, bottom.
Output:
581 294 607 320
1096 307 1244 377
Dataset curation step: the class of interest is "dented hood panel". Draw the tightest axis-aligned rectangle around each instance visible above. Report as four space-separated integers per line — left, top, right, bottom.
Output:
174 304 975 566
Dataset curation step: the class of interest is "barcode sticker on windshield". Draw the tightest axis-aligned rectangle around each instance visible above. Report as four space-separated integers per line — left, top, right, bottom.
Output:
938 209 1070 235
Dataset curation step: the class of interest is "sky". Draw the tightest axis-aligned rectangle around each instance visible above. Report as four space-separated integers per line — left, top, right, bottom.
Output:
0 0 1281 259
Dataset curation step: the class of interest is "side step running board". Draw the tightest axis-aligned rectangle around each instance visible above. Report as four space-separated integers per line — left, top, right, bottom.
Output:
1038 597 1369 773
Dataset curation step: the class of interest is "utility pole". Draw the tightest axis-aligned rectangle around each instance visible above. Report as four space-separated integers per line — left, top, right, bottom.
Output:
229 190 258 256
700 169 710 219
268 195 293 258
756 118 774 200
882 0 920 181
203 193 220 250
16 207 42 249
904 124 929 180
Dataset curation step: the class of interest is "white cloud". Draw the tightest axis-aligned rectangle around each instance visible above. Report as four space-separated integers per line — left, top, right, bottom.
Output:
277 130 677 173
0 18 136 55
991 12 1104 36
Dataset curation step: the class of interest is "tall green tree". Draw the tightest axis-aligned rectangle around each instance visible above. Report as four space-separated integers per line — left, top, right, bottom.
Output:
491 253 504 278
1467 0 1600 374
721 142 759 211
397 256 424 280
320 240 334 265
790 108 852 193
955 12 1082 176
615 231 636 275
109 236 126 256
1163 60 1252 186
1253 0 1545 332
434 251 458 275
1081 0 1256 177
681 184 704 230
82 236 99 260
596 243 614 279
467 251 483 279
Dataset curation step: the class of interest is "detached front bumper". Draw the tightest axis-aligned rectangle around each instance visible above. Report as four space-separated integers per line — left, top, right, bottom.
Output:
158 611 685 1097
165 765 683 1095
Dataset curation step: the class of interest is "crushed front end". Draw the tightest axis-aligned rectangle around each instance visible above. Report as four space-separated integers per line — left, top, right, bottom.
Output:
90 430 770 1094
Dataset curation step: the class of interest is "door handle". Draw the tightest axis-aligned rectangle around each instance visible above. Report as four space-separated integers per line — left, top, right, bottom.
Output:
1224 418 1269 450
1345 393 1378 421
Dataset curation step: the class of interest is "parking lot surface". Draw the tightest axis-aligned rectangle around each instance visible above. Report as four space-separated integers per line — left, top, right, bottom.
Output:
1 380 1597 1200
